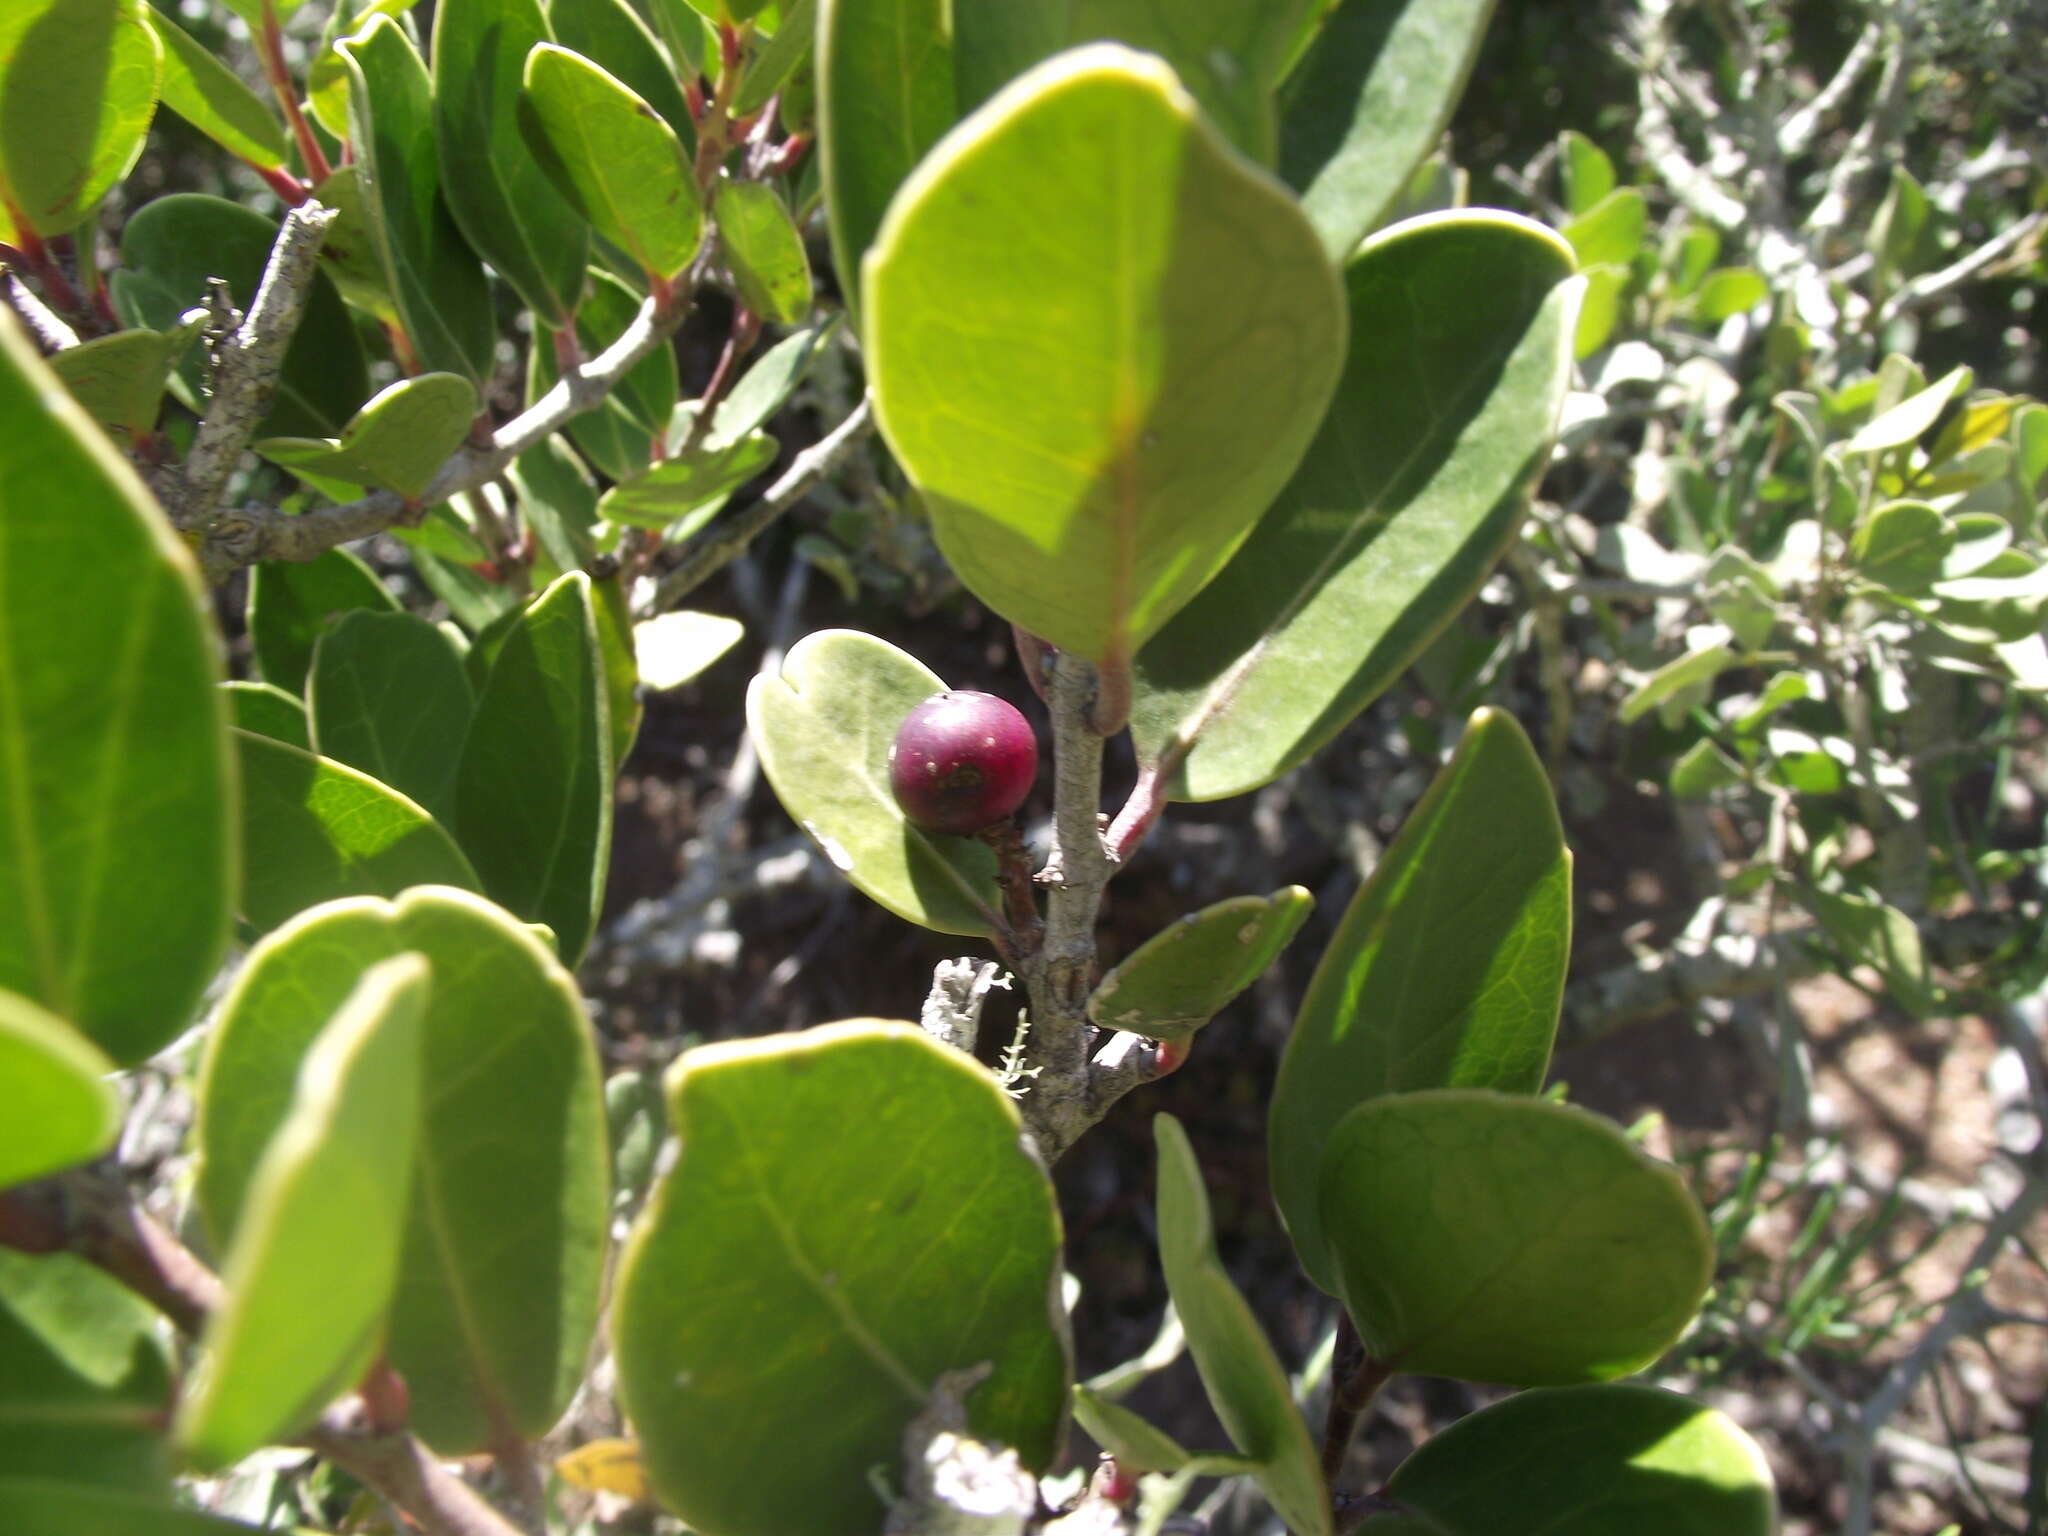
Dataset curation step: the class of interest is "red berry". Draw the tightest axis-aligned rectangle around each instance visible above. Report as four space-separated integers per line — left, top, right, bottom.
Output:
888 691 1038 837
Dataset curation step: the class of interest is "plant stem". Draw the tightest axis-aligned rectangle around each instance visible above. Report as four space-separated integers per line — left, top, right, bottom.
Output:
258 0 331 185
1319 1313 1391 1487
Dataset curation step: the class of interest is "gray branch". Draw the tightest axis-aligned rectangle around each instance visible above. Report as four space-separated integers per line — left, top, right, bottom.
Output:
2 269 79 353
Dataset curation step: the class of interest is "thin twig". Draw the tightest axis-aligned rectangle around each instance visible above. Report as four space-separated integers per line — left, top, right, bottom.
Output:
2 269 80 352
1875 210 2047 330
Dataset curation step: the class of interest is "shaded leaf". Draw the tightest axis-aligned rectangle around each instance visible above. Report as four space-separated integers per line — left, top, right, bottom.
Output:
0 991 118 1190
1269 710 1568 1294
0 0 159 239
1619 644 1737 726
732 0 816 116
1089 887 1312 1042
308 610 476 821
614 1021 1068 1536
44 324 194 448
310 165 401 322
1798 886 1935 1017
247 545 400 694
0 1480 270 1536
221 681 310 750
694 315 838 446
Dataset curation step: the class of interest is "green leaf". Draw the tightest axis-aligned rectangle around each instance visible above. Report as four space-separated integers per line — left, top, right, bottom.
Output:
598 432 778 528
1319 1091 1713 1386
193 887 610 1453
1619 644 1737 727
341 16 499 388
257 372 479 502
1088 887 1312 1041
1797 886 1935 1017
867 45 1345 667
114 194 370 438
247 545 401 694
614 1021 1068 1536
234 731 480 935
528 268 677 482
1154 1116 1330 1536
308 610 476 822
1276 0 1496 258
144 8 288 168
522 43 704 283
221 681 310 750
1850 500 1954 594
733 0 815 116
310 165 402 322
1669 739 1742 800
1845 365 1970 455
0 991 118 1190
1869 165 1928 283
453 571 612 965
714 178 812 323
679 314 840 449
747 629 1002 936
0 317 231 1066
636 610 745 689
1380 1384 1776 1535
44 324 193 448
510 434 602 571
0 1250 172 1493
1561 188 1645 270
1557 128 1613 215
1572 263 1626 359
1130 212 1578 803
431 0 589 327
1269 709 1568 1295
177 955 428 1470
591 572 643 766
1072 1385 1197 1474
0 1480 272 1536
1688 266 1766 322
546 0 698 149
817 0 953 325
0 0 159 239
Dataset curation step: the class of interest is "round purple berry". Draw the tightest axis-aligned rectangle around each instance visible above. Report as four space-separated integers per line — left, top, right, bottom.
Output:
888 690 1038 837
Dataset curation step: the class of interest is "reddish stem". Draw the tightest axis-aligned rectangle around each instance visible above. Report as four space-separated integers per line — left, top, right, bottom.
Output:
250 160 311 207
259 0 332 184
1106 767 1166 865
765 132 811 178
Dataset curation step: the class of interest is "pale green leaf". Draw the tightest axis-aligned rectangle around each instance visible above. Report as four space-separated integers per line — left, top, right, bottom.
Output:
0 991 118 1190
1089 888 1312 1042
0 0 160 238
145 8 288 167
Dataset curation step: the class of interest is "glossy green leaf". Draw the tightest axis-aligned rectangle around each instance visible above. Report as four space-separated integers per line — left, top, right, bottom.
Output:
0 0 159 238
1269 709 1567 1295
868 45 1345 667
308 610 476 822
523 43 703 283
115 194 369 438
247 546 400 694
1851 500 1954 593
1276 0 1495 258
546 0 697 148
1379 1384 1776 1535
453 571 612 965
747 629 1002 936
342 16 498 388
1561 188 1645 270
221 681 310 750
1557 129 1614 215
0 1250 172 1492
636 610 745 689
0 1479 272 1536
0 318 231 1066
1089 887 1312 1042
258 373 478 502
1320 1091 1713 1386
715 178 812 323
1846 365 1969 455
145 8 288 167
1130 212 1578 803
1155 1116 1330 1536
44 325 193 448
177 955 427 1470
193 887 610 1453
817 0 952 324
431 0 587 326
529 268 677 482
235 731 480 935
614 1021 1068 1536
0 991 118 1190
598 432 777 528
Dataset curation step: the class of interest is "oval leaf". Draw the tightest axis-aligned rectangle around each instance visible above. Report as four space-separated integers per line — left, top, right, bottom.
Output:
145 8 288 167
1850 500 1954 594
222 681 310 749
342 16 498 388
1378 1383 1776 1535
45 325 193 448
0 0 159 238
1130 211 1579 802
193 887 610 1453
1320 1091 1713 1387
523 42 704 282
747 629 1002 937
0 991 119 1190
235 731 480 936
635 610 744 690
866 44 1346 667
714 178 812 324
546 0 698 149
598 432 777 528
0 317 231 1065
309 610 476 822
247 545 401 694
177 955 427 1471
453 571 613 965
1269 709 1568 1294
614 1021 1068 1536
1089 887 1312 1042
260 372 478 502
1154 1115 1330 1536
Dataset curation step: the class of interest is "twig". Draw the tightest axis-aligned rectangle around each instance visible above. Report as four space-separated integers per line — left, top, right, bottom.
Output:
1319 1313 1392 1487
641 396 876 616
169 200 336 533
2 269 80 353
1780 18 1884 154
1875 210 2047 329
